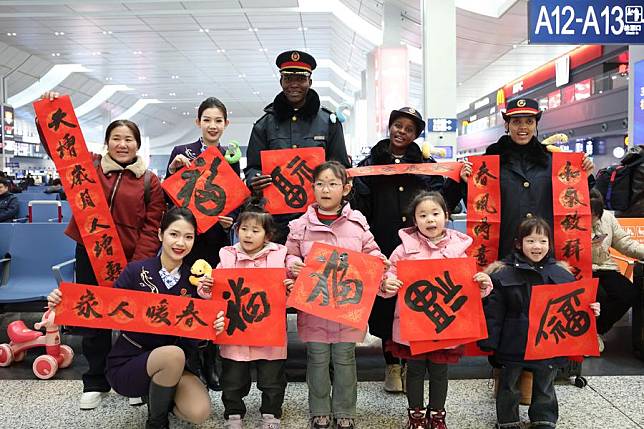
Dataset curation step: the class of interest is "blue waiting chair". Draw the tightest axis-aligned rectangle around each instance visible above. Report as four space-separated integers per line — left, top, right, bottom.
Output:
0 223 75 303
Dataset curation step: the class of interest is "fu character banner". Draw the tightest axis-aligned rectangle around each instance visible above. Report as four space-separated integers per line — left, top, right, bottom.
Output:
261 147 324 214
347 162 462 182
286 243 386 330
552 152 592 280
465 156 501 270
55 283 221 341
525 279 599 360
162 146 250 233
33 96 127 286
397 258 487 354
211 268 287 347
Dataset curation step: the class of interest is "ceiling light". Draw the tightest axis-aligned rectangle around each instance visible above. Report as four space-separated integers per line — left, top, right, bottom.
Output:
119 99 162 120
141 93 148 97
248 27 258 32
104 77 112 81
168 92 176 96
199 28 210 33
102 30 112 35
138 76 146 80
76 84 133 117
171 106 177 110
8 64 91 108
238 74 246 78
51 53 61 57
54 31 65 36
252 91 260 95
297 27 308 31
512 44 517 49
91 51 101 56
162 121 167 124
216 49 226 53
197 91 203 96
259 48 267 52
171 75 179 79
132 50 142 55
6 32 16 36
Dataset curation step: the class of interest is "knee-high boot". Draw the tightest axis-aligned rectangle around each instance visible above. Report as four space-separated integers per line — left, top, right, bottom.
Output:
146 381 177 429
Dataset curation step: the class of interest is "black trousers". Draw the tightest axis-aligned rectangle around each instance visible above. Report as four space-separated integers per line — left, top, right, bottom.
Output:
221 358 287 419
406 359 448 410
75 244 112 392
593 269 639 335
496 363 558 427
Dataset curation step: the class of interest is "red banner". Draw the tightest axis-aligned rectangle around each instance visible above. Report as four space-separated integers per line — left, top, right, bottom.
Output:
525 279 599 360
397 258 487 348
33 96 127 286
261 147 325 215
466 156 501 270
162 147 250 234
286 243 386 330
55 283 221 340
347 162 462 182
211 268 287 347
551 152 592 280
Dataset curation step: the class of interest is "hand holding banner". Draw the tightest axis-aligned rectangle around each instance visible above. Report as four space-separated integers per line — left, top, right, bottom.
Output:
162 147 250 233
261 147 325 215
211 268 287 347
286 243 386 330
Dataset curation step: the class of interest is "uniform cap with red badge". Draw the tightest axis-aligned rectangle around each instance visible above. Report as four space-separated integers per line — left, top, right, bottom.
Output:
276 50 317 76
388 107 426 139
502 98 542 122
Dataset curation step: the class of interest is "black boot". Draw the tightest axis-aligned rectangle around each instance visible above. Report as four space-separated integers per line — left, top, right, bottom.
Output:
145 381 176 429
200 341 222 391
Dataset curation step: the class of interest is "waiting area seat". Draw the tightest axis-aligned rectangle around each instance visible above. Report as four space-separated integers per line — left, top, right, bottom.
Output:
0 223 75 303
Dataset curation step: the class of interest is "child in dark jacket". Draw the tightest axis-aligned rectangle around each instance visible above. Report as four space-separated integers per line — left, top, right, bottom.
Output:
479 217 600 429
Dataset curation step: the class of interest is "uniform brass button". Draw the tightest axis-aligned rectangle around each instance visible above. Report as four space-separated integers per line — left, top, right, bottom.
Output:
402 216 407 222
394 158 401 164
526 213 533 218
399 186 404 192
523 181 530 188
291 115 297 122
291 144 298 149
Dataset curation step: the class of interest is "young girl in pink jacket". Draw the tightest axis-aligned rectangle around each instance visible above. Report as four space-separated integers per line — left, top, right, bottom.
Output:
381 191 493 429
286 161 389 429
201 203 300 429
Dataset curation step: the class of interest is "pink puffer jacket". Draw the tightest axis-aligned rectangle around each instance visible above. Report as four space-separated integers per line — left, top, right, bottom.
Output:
286 204 386 344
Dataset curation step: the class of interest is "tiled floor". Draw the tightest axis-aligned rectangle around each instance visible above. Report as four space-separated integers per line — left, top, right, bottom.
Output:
0 377 642 428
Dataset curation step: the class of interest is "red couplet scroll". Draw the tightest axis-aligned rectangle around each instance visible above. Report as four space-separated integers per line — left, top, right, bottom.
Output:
466 155 501 270
261 147 325 215
55 283 221 340
551 153 592 280
33 96 127 286
211 268 287 347
397 258 487 354
286 243 386 330
525 279 599 360
347 162 462 182
162 147 250 234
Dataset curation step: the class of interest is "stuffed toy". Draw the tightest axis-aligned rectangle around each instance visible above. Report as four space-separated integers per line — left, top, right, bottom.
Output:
189 259 212 287
224 140 242 164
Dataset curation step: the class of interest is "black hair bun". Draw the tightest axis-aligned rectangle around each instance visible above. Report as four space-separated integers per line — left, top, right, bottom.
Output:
241 195 267 213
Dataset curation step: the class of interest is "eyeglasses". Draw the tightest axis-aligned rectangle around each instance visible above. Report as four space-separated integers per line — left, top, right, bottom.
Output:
314 182 343 190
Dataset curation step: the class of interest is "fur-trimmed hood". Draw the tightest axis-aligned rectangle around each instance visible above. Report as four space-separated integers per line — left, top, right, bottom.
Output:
369 138 426 165
266 88 321 122
101 153 147 178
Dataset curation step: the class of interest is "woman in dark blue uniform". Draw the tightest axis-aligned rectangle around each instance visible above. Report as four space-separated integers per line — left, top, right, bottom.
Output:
49 207 225 428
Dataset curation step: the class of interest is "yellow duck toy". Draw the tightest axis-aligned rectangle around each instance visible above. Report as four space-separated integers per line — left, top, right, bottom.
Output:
189 259 212 287
541 133 568 152
421 141 447 159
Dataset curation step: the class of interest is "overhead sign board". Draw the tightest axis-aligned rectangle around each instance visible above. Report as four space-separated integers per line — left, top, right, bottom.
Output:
427 118 457 132
528 1 644 44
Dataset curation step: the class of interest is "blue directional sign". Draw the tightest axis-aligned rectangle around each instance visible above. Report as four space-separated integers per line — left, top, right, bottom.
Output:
634 60 644 152
427 118 457 132
528 0 644 44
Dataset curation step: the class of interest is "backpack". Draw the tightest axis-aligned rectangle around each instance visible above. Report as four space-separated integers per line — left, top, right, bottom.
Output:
594 155 644 211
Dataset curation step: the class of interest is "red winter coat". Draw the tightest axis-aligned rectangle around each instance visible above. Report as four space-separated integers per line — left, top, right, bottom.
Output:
65 153 165 261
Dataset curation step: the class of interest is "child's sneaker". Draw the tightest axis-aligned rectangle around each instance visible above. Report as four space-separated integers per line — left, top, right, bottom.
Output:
335 417 355 429
429 409 447 429
259 414 280 429
310 416 331 429
406 407 428 429
224 414 243 429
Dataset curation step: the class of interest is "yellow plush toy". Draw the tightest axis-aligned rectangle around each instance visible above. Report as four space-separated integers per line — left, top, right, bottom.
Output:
421 141 447 159
189 259 212 287
541 133 568 152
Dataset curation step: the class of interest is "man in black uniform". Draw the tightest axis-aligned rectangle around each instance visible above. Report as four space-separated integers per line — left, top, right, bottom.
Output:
245 50 350 242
